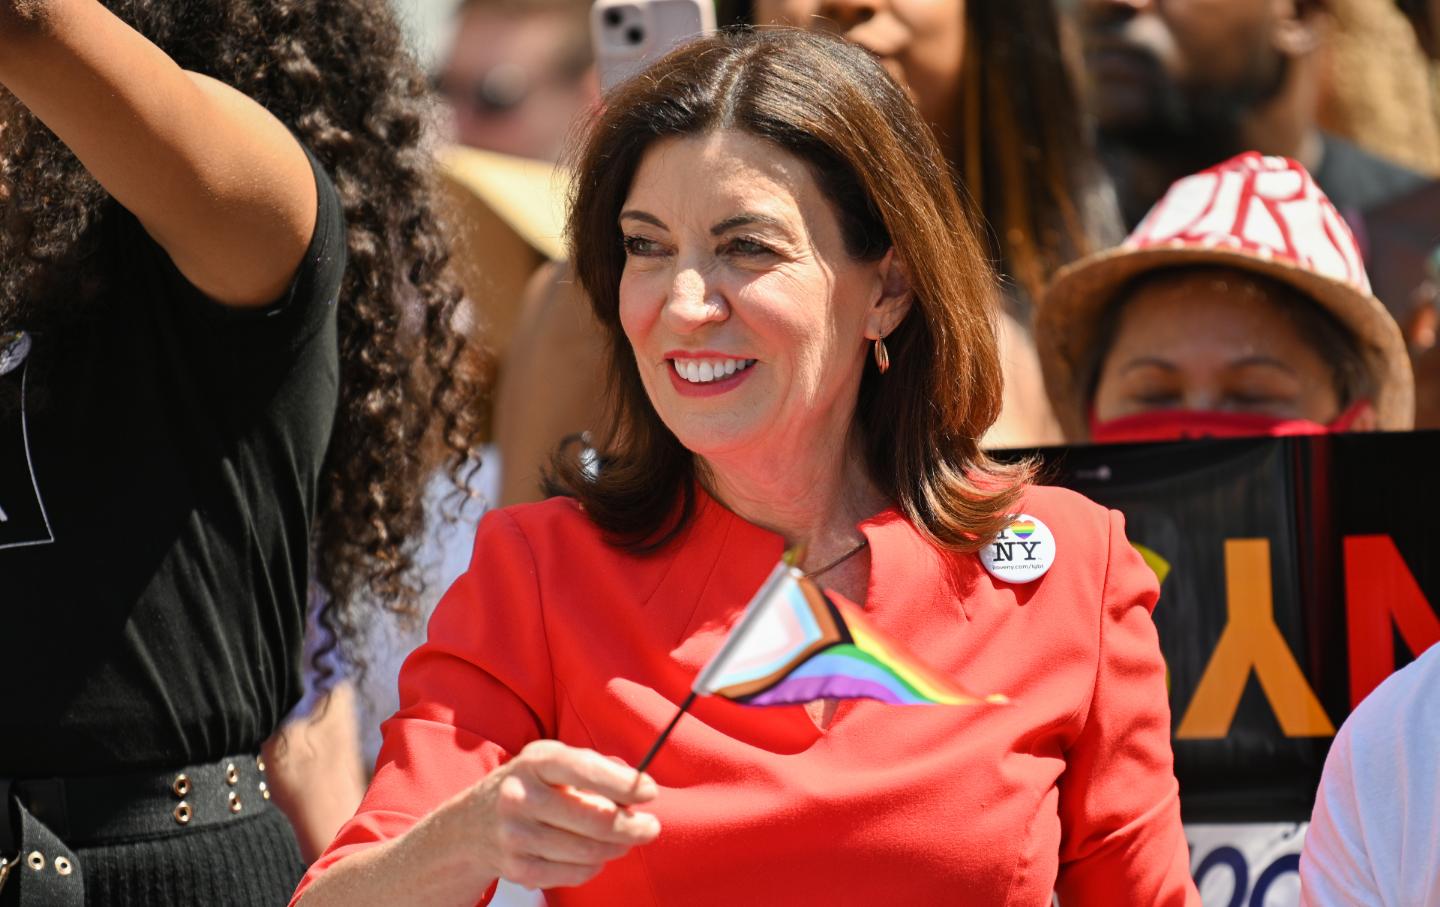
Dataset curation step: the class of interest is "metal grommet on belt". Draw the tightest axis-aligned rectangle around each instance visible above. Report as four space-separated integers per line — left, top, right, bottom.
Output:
7 752 271 857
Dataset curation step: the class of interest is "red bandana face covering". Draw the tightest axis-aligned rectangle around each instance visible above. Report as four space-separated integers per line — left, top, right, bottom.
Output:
1089 402 1370 444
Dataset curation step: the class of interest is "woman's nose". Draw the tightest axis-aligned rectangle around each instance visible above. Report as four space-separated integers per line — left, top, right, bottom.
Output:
1181 387 1223 412
815 0 881 31
661 267 727 331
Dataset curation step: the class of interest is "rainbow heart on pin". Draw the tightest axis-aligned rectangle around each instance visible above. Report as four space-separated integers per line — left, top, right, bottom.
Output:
1010 520 1037 540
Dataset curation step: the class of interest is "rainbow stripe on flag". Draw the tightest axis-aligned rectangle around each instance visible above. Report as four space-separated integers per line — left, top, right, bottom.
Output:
693 557 1007 707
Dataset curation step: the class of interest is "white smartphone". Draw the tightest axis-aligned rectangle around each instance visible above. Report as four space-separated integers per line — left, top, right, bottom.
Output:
591 0 717 93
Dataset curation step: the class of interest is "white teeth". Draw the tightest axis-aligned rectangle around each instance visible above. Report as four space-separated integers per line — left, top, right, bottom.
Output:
673 357 755 384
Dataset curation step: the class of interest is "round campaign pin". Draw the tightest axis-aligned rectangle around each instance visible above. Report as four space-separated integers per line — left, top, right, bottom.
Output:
979 513 1055 584
0 330 31 377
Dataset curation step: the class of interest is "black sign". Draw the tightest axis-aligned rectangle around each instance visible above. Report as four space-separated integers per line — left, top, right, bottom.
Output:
1018 432 1440 822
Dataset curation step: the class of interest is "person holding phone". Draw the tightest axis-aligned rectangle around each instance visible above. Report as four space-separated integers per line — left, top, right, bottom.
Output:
294 29 1197 906
0 0 483 901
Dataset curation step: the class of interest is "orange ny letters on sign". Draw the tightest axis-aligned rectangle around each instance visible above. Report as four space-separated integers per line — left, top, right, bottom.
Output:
1176 539 1335 739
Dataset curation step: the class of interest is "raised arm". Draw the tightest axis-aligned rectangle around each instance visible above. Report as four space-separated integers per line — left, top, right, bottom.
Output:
0 0 317 307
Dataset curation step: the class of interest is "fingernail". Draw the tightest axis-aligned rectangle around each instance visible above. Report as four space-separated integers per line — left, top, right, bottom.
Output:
635 772 658 799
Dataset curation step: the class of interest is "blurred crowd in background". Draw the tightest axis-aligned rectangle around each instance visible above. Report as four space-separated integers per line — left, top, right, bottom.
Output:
263 0 1440 901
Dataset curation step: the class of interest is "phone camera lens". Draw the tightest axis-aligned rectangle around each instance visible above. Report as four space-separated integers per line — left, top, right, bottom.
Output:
603 8 623 26
625 25 644 45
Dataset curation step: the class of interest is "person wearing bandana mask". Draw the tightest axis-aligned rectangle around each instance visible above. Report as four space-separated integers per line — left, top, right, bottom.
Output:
1035 151 1415 445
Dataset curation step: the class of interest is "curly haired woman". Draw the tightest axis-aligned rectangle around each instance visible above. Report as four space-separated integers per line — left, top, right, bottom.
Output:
0 0 485 903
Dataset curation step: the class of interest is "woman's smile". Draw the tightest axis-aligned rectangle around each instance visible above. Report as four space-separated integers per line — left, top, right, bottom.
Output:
666 352 759 397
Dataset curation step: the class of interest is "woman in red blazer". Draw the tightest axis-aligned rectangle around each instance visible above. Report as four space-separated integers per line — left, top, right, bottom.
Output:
295 29 1199 907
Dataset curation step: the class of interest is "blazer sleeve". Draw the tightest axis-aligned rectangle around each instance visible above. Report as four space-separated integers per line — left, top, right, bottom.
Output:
291 509 557 904
1054 509 1200 906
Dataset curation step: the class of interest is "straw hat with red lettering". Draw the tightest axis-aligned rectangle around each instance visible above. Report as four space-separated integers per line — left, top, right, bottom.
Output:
1036 152 1414 439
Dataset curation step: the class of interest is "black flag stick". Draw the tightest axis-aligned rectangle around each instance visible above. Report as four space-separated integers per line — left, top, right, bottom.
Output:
636 690 697 774
634 552 800 775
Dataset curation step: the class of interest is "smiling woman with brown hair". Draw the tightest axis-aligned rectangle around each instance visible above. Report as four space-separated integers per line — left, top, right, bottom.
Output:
296 29 1196 907
552 24 1020 553
492 2 1115 505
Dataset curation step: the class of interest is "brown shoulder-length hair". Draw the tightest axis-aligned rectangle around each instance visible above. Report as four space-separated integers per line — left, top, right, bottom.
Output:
958 3 1123 307
549 27 1031 553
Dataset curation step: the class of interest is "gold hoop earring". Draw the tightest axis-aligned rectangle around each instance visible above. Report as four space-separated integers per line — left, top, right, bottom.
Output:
874 333 890 374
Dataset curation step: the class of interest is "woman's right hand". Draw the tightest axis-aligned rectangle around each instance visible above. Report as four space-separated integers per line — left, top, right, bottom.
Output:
459 740 662 891
293 740 660 906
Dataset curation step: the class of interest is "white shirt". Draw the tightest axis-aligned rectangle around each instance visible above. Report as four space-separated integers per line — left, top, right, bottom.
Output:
1300 643 1440 906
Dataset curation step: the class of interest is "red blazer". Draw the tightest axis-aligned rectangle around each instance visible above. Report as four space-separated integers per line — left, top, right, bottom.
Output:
296 485 1199 906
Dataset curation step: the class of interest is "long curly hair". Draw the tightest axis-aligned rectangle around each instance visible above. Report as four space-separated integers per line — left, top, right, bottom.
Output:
0 0 487 659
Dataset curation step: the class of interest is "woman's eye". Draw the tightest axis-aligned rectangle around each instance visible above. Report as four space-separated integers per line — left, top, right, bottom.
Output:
1228 392 1287 408
623 235 665 257
725 237 773 257
1133 391 1180 407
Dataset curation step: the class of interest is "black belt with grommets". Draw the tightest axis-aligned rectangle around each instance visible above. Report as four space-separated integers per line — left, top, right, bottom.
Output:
0 753 274 906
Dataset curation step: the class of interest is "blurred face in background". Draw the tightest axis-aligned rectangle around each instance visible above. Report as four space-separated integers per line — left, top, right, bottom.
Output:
435 2 597 160
753 0 965 138
1091 269 1366 425
1077 0 1300 151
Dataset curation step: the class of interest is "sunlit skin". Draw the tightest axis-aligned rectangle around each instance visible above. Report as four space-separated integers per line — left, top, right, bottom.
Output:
753 0 965 147
1092 271 1377 428
617 130 911 594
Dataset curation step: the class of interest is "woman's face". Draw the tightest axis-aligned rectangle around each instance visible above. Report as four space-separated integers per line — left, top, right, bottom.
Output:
753 0 965 134
618 130 910 463
1092 271 1347 423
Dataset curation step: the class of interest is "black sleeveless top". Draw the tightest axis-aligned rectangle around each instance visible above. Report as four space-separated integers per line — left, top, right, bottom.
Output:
0 152 345 776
